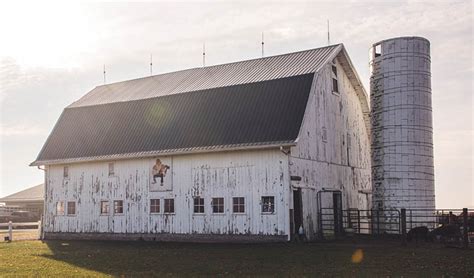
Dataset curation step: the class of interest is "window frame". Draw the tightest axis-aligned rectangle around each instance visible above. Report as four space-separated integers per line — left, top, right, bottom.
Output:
63 166 69 179
67 201 76 216
193 197 205 214
331 63 340 95
114 200 124 214
261 196 275 214
108 162 115 177
211 197 225 214
56 201 65 215
322 127 328 143
100 200 109 215
150 199 160 214
232 197 245 214
164 198 175 214
374 44 382 57
332 78 339 94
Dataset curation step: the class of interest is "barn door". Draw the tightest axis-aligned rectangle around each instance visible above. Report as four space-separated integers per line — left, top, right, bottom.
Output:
333 192 343 237
317 189 343 239
293 189 303 235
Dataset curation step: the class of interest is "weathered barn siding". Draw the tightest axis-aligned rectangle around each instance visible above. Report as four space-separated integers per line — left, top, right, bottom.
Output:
289 57 371 239
43 149 291 239
370 37 435 211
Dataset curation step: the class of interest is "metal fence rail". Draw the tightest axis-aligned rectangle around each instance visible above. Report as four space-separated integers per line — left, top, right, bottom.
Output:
318 207 473 248
405 209 468 230
319 208 401 237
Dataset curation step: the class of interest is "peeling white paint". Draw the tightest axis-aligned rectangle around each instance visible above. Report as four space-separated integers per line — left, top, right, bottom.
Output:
44 150 291 238
289 58 372 239
370 37 435 212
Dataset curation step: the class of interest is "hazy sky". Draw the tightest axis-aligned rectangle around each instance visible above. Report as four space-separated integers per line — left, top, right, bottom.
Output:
0 0 472 208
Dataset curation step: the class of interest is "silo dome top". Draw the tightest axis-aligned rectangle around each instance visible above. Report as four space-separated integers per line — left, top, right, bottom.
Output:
372 36 430 47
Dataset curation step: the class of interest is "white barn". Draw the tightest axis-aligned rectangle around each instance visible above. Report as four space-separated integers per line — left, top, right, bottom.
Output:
32 44 371 241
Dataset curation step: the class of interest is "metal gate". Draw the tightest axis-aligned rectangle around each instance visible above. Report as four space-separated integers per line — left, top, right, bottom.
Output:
317 188 402 239
317 190 343 239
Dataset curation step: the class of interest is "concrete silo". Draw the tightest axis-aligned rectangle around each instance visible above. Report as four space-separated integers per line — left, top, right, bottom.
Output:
369 37 435 213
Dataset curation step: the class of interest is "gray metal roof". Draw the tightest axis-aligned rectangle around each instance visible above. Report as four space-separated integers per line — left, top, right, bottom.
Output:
70 44 341 107
32 44 370 166
0 184 44 202
32 74 314 165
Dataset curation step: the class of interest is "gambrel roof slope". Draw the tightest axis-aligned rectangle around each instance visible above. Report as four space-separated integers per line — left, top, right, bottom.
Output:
31 44 368 166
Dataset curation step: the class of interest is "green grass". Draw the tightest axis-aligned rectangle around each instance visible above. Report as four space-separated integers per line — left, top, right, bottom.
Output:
0 240 473 277
0 230 38 241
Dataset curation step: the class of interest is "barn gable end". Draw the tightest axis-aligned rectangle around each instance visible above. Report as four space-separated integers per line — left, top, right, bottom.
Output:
289 48 371 239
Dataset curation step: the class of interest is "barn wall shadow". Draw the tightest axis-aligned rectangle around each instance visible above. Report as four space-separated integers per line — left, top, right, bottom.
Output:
39 239 289 276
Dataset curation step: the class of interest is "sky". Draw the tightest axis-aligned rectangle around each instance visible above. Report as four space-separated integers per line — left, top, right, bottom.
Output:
0 0 472 208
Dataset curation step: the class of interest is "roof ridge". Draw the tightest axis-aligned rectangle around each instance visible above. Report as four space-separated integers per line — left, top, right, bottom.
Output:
68 43 342 108
94 44 342 88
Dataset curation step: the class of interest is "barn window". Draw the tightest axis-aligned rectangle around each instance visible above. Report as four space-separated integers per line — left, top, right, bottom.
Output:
193 197 205 213
67 201 76 215
232 197 245 213
63 166 69 178
164 199 174 213
332 64 337 76
101 201 109 214
212 197 224 213
332 78 339 94
150 199 160 213
261 196 275 213
108 163 114 176
375 44 382 57
114 200 123 214
56 201 64 215
331 64 339 94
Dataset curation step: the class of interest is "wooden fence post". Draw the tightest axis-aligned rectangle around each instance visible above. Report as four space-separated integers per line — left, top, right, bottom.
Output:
8 221 12 242
38 220 42 240
401 209 407 246
463 208 469 249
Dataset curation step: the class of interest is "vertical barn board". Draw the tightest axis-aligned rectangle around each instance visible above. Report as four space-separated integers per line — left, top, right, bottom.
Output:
44 149 291 238
370 37 435 211
290 58 371 239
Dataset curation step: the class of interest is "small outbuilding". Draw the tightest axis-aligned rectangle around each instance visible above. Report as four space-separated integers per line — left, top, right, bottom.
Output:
31 44 371 241
0 184 44 218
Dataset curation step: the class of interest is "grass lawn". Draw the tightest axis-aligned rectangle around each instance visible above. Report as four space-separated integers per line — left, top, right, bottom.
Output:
0 230 38 242
0 239 473 277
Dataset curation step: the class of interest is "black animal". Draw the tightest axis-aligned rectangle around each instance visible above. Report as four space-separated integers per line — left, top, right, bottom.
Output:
458 211 474 231
429 224 462 243
407 226 430 243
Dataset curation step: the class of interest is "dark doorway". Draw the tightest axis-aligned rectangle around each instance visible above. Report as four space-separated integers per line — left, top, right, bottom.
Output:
293 189 303 235
333 191 343 237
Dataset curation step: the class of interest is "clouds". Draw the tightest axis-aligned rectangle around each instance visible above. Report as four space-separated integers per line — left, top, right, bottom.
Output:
0 2 96 69
0 124 47 137
0 1 472 206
